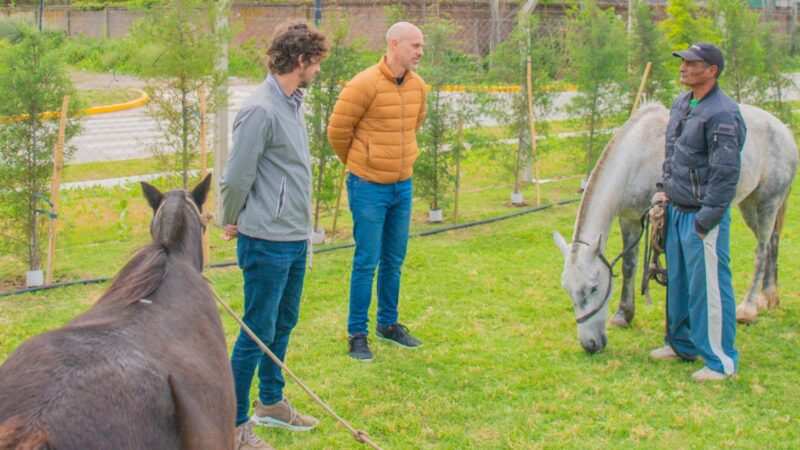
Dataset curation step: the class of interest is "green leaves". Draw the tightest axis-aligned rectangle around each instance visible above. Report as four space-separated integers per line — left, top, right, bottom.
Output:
0 25 81 271
565 0 628 175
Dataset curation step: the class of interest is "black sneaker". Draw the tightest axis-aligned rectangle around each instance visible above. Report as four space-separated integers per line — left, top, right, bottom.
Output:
376 323 421 348
348 334 373 361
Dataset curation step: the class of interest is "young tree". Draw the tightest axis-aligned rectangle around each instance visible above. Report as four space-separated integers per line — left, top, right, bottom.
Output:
660 0 720 52
130 0 226 188
487 12 559 202
565 0 629 176
416 17 464 219
712 0 764 103
0 26 81 274
756 21 795 126
630 0 676 105
306 14 367 237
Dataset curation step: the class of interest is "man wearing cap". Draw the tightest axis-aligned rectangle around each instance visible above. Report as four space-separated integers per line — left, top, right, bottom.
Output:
649 43 746 382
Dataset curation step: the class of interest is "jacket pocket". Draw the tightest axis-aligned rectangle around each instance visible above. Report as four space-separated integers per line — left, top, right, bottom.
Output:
275 176 287 218
689 169 700 201
364 135 371 165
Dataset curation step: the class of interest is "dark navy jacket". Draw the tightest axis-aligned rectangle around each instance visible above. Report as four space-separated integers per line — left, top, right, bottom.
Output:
661 84 746 234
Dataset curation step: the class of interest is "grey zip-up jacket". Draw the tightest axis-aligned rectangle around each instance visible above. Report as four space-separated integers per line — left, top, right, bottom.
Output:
221 75 312 241
661 84 746 234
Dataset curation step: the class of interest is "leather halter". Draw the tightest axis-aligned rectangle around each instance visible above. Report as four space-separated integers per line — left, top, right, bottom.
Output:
571 239 614 324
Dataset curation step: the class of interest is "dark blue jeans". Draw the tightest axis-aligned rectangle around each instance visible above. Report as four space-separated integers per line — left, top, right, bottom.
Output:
346 173 412 336
230 234 307 426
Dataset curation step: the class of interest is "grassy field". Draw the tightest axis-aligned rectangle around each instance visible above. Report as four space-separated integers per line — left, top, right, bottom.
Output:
1 139 799 447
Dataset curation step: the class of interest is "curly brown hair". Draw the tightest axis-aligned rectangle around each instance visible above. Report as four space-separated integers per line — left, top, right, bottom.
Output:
267 21 328 75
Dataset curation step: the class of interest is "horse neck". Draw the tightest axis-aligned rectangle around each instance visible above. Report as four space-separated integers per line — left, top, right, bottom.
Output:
153 199 204 272
168 225 203 272
572 134 635 250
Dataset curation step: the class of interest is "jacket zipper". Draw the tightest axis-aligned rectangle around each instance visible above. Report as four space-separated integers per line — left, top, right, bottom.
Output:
689 169 700 201
398 82 405 183
276 176 287 217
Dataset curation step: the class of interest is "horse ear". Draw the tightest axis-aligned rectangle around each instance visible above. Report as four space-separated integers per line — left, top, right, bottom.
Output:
553 231 569 258
141 182 163 212
191 174 212 211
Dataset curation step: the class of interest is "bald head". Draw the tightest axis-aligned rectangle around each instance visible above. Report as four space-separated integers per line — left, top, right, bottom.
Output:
385 22 424 74
386 22 422 45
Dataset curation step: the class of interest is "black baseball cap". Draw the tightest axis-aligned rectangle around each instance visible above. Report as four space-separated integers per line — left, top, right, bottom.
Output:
672 43 725 74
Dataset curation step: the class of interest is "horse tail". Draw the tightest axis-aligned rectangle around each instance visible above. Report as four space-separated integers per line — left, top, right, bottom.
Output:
0 415 50 450
773 192 789 239
764 191 790 294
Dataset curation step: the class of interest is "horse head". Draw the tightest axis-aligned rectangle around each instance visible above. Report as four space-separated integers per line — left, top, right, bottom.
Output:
553 231 612 354
140 174 212 270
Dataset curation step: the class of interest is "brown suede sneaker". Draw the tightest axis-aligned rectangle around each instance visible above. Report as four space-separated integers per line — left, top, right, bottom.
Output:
236 421 275 450
252 398 319 431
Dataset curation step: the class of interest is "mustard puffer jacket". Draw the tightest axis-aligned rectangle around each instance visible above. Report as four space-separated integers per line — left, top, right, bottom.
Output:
327 57 427 184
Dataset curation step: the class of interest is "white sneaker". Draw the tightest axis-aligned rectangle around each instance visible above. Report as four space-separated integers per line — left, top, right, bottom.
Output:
649 345 678 361
692 367 733 382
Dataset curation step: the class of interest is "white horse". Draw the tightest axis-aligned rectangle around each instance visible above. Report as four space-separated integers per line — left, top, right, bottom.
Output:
553 103 798 353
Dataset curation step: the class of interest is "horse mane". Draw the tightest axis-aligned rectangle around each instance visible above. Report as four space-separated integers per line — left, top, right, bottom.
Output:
573 102 668 244
94 244 169 308
95 194 193 308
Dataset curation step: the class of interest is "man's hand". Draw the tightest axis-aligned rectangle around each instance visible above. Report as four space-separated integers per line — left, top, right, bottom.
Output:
651 191 669 205
223 224 238 241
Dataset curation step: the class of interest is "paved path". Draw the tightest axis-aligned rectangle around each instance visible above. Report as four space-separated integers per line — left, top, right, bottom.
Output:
69 73 800 164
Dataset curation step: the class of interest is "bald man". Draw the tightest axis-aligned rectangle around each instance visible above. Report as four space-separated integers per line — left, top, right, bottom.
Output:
327 22 428 361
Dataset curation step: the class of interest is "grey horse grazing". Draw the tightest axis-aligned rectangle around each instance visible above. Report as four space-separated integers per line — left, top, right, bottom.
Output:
553 103 797 353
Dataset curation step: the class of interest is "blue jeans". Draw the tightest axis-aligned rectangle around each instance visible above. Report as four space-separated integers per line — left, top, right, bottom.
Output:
346 173 412 336
664 205 738 375
230 235 307 426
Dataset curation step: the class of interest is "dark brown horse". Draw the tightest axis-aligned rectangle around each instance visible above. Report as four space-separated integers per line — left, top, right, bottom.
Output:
0 175 235 449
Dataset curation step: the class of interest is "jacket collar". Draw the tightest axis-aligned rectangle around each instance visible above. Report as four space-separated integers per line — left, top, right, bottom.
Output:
378 56 413 84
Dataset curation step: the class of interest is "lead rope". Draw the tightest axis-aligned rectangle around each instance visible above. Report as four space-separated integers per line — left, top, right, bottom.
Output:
205 279 384 450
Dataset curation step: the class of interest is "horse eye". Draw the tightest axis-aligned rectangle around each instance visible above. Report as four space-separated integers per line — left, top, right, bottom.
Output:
590 285 599 295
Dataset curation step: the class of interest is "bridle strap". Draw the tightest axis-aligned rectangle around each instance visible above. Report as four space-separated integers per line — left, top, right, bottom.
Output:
151 192 207 236
571 206 653 324
572 239 613 324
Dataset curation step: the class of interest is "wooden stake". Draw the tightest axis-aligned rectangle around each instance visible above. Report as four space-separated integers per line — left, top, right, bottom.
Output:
45 96 69 285
631 62 652 116
330 166 347 239
453 117 463 224
199 86 210 267
526 57 540 206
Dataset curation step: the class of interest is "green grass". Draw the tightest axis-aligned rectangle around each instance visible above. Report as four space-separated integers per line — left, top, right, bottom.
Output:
63 157 165 183
79 88 142 107
2 175 799 448
2 121 800 447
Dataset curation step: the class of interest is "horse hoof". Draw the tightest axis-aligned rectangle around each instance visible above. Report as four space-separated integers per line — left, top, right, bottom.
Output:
736 303 758 324
610 312 630 328
764 287 780 309
756 294 769 312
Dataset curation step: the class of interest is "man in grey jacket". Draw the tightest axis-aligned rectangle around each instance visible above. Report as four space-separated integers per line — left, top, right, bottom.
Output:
649 43 745 382
221 22 327 450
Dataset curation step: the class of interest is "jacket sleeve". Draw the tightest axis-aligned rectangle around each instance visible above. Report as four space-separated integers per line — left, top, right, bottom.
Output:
327 77 374 164
695 111 743 234
220 105 271 226
660 96 682 191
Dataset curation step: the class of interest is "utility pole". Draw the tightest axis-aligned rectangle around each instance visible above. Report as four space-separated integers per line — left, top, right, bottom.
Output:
37 0 44 31
213 0 232 226
314 0 322 26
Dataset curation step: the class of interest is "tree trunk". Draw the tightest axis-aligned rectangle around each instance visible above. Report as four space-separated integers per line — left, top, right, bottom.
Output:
314 157 326 231
181 83 190 189
432 92 440 211
586 90 599 177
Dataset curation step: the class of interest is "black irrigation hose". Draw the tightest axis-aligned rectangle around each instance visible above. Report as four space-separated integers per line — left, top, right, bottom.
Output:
0 198 579 298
